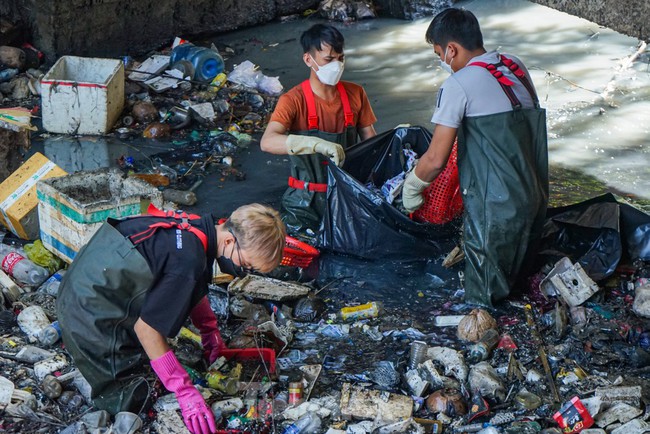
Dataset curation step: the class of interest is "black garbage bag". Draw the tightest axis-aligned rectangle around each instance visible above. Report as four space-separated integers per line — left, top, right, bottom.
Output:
538 193 650 281
317 126 458 259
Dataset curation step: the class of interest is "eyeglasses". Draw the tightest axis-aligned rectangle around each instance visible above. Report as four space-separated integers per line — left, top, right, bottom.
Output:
229 230 257 275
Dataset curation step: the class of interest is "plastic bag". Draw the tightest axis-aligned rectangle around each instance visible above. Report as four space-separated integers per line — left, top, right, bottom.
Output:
24 240 63 273
538 194 650 281
318 126 459 259
228 60 283 96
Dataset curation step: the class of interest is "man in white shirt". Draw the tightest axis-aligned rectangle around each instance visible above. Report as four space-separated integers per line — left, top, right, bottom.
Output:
403 8 549 306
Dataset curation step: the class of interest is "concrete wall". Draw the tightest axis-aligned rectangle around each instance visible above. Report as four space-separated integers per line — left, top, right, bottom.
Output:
1 0 318 63
4 0 648 64
530 0 650 42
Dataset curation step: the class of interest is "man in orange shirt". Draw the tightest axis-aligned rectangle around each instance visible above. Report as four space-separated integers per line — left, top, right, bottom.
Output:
261 24 377 235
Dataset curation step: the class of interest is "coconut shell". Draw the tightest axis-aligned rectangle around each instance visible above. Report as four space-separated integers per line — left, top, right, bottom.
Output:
457 309 497 342
132 101 159 124
426 388 467 416
0 46 26 70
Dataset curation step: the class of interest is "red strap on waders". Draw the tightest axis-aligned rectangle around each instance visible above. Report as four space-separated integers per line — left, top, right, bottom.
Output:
289 80 355 193
468 55 539 108
300 80 355 130
287 176 328 193
128 203 208 251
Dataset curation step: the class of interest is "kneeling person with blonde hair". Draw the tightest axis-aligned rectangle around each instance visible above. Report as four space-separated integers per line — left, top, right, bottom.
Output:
57 203 286 434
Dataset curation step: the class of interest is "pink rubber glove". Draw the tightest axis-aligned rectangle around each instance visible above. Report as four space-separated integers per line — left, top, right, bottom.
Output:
151 350 216 434
190 296 226 364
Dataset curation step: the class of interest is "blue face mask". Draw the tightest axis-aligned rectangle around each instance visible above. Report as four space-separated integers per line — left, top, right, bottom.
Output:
440 47 454 74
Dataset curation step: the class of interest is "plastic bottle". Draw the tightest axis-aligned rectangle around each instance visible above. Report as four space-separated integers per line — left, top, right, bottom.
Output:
282 411 322 434
37 321 61 346
264 301 290 326
0 68 19 83
17 305 52 338
0 244 50 286
169 44 224 83
38 269 66 296
467 328 500 364
408 341 428 370
42 375 63 399
338 302 381 321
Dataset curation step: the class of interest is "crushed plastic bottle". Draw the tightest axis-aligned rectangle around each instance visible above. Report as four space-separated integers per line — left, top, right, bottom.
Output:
41 375 62 399
282 411 321 434
37 321 61 346
0 244 50 286
38 269 66 296
17 305 51 339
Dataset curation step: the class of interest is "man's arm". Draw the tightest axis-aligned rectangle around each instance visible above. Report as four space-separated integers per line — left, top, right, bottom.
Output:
260 120 346 166
260 121 290 155
134 316 170 360
402 124 457 213
415 124 457 182
359 125 377 141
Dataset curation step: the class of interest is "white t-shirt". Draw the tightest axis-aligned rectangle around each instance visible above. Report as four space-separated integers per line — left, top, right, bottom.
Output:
431 51 536 129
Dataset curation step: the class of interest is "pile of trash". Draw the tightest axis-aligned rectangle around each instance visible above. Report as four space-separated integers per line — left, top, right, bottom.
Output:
3 214 650 434
0 36 283 205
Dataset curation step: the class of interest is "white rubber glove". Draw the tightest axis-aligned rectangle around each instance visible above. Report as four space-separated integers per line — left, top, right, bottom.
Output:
286 134 345 166
402 170 432 213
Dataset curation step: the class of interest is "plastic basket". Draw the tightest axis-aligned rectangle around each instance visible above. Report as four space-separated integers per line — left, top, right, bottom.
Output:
220 348 276 374
281 236 320 268
412 140 463 224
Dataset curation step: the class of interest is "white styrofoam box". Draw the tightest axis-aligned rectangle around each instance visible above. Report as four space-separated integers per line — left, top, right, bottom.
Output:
36 168 163 263
41 56 124 135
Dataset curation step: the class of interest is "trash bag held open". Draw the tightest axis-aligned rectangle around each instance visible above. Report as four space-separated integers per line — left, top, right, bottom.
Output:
317 126 460 259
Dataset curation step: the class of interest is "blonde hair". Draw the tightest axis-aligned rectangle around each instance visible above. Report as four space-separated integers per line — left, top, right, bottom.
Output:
226 204 286 273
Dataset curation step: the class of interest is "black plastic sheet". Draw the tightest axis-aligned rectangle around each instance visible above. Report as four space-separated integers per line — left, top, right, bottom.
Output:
539 193 650 281
317 126 458 259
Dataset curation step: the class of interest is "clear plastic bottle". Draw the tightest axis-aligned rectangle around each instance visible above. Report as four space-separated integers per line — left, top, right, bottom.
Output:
37 321 61 346
0 244 50 286
467 328 500 364
282 412 322 434
408 341 428 370
38 269 66 296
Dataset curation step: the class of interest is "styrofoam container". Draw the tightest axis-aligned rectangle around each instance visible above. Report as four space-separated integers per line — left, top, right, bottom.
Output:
41 56 124 134
36 168 163 263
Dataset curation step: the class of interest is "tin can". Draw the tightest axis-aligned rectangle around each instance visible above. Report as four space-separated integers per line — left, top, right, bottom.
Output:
206 371 239 395
288 382 303 406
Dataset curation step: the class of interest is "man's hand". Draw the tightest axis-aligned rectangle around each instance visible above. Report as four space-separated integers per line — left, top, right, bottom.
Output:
402 170 432 213
286 135 345 166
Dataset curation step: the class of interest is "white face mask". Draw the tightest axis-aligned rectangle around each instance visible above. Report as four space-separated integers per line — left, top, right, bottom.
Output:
440 47 453 74
310 55 345 86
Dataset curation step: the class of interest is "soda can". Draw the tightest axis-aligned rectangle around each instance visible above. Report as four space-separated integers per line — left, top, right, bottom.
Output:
288 382 303 406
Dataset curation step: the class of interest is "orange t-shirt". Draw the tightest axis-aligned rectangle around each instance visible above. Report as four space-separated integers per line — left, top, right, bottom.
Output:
270 80 377 134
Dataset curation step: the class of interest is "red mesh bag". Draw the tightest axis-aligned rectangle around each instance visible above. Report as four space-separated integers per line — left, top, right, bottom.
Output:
412 140 463 224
